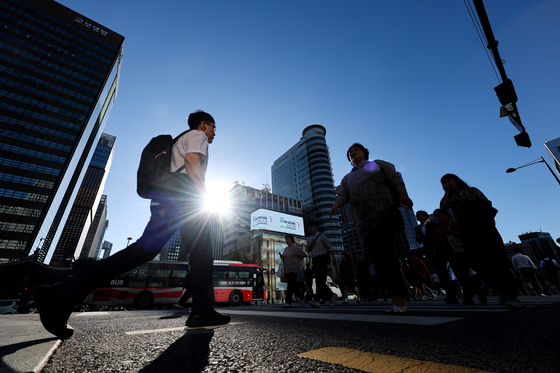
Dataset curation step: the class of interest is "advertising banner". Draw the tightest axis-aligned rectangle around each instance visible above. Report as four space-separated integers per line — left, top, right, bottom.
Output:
250 208 304 236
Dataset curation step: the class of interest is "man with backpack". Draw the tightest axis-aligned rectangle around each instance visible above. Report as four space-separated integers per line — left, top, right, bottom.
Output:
34 110 230 339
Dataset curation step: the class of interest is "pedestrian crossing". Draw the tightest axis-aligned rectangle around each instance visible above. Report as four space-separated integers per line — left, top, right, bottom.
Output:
217 295 560 326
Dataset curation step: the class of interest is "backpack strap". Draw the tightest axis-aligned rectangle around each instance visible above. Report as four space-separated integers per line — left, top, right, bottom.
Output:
171 129 193 173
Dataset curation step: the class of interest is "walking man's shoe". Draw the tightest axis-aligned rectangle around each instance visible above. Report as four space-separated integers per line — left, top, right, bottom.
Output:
186 308 231 327
505 297 525 309
34 285 76 339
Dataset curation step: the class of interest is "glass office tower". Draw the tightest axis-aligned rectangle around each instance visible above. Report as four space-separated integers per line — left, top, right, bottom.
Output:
0 0 124 263
49 134 115 266
271 125 344 259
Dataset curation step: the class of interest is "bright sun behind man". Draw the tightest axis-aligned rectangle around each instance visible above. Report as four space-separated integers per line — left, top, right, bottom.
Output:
204 183 231 214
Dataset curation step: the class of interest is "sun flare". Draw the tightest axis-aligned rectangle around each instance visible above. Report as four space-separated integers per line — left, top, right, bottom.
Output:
204 183 231 214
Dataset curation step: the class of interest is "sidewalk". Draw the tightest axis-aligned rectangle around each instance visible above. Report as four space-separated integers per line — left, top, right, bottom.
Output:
0 314 59 373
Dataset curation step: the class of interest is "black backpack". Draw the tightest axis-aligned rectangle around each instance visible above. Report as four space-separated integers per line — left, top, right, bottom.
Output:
544 258 559 275
136 129 191 199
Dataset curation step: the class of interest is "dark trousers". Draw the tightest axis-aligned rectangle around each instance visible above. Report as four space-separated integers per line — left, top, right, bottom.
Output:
362 225 406 297
462 224 518 299
312 255 334 301
431 256 456 298
518 268 544 294
285 272 303 304
178 272 192 306
448 253 478 298
61 196 215 312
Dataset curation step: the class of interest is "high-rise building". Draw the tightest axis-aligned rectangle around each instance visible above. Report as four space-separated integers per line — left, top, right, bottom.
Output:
0 0 124 263
271 125 344 258
100 240 112 260
159 232 184 262
519 231 559 261
79 193 108 261
50 134 115 266
89 216 108 261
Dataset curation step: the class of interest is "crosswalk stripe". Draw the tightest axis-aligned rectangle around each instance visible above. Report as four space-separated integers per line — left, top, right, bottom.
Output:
220 309 462 325
125 323 244 335
75 312 110 317
298 347 494 373
326 307 508 312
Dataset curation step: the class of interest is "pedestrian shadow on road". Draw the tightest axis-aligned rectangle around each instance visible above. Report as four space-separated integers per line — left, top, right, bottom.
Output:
158 311 189 320
138 328 214 373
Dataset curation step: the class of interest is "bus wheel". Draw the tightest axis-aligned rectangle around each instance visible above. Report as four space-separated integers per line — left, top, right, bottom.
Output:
134 292 154 310
228 291 243 306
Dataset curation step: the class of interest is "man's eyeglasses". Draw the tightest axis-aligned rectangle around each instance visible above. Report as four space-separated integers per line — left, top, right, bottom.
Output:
206 123 216 131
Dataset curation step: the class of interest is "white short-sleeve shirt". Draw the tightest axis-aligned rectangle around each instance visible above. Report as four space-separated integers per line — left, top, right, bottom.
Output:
170 130 209 178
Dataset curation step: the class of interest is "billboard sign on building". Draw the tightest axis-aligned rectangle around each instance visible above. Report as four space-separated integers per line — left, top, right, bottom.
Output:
250 209 304 236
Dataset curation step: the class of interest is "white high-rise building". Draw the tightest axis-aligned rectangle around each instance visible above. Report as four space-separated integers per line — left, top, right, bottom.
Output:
271 125 344 259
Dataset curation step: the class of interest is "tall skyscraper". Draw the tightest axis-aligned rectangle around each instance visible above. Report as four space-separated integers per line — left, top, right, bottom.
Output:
0 0 124 263
100 240 112 260
88 213 108 261
50 134 115 266
271 125 344 258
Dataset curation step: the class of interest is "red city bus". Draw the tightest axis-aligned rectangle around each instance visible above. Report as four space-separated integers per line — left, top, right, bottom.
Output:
83 260 265 309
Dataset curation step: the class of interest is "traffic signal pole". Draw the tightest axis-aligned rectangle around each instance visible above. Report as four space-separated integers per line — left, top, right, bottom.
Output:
472 0 531 147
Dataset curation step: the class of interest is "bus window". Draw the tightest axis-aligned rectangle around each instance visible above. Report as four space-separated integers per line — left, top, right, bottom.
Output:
148 280 164 287
171 269 187 278
226 271 238 279
237 271 250 279
213 269 227 279
153 269 171 278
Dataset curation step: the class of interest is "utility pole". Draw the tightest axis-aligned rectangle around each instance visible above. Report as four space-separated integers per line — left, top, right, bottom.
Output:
472 0 531 148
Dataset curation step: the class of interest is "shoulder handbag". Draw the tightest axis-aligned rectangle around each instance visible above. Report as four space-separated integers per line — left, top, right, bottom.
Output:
276 261 286 283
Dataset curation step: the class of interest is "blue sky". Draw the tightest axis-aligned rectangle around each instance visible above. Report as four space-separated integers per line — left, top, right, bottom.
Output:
60 0 560 254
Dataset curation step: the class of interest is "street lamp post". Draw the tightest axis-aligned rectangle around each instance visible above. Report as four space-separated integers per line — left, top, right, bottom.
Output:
127 237 132 247
506 156 560 186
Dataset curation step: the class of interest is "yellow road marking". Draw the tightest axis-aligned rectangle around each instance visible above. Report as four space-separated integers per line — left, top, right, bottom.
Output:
298 347 494 373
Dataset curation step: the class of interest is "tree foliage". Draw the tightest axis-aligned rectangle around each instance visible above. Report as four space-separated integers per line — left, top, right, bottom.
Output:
227 250 251 264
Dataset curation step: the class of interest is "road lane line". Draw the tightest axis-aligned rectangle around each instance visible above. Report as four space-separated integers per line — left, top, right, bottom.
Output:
125 322 244 335
75 312 110 316
298 347 494 373
220 310 462 325
126 326 186 335
328 307 509 313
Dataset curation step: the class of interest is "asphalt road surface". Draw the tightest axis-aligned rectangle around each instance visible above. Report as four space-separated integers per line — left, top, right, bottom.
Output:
38 295 560 372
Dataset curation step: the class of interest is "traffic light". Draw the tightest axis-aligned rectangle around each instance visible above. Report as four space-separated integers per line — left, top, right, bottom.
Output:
494 79 517 106
514 132 532 148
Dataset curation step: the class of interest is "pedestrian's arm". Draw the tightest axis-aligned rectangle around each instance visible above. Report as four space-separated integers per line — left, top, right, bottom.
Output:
379 159 412 209
330 182 348 218
397 187 413 209
329 201 344 218
184 152 206 193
